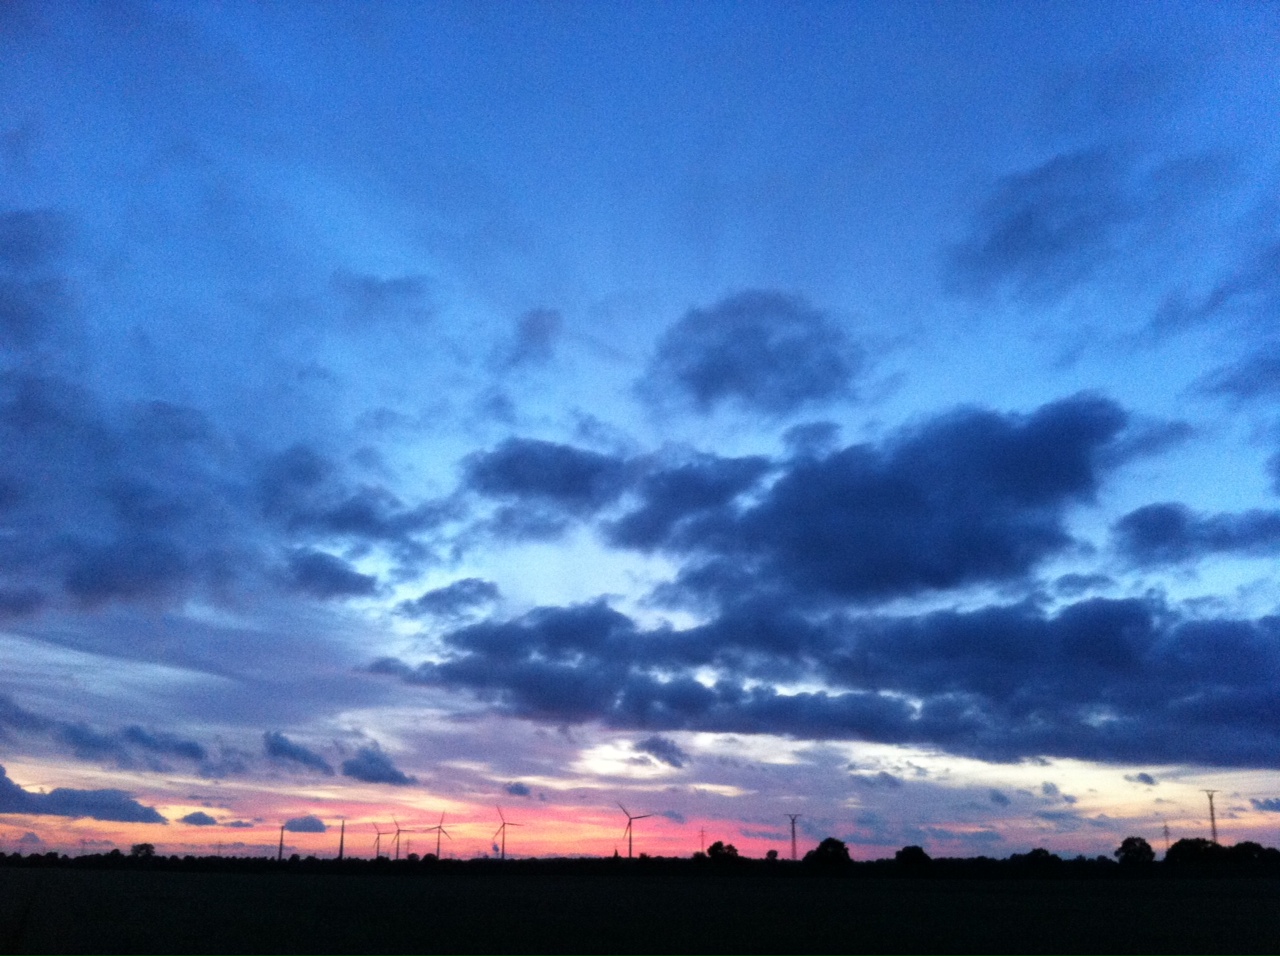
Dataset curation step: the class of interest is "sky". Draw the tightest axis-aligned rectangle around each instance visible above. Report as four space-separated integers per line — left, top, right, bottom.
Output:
1 0 1280 862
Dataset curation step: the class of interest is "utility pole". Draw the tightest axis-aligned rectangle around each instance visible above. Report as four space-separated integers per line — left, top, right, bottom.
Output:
787 814 801 862
1162 821 1171 856
1204 790 1219 844
699 828 705 854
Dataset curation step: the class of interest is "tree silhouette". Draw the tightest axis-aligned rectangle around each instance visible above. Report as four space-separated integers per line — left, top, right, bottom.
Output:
1114 836 1154 866
803 837 851 870
707 840 739 863
130 843 155 858
895 845 932 871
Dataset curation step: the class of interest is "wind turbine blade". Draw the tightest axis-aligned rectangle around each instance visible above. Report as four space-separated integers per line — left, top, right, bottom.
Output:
497 805 506 823
618 803 630 816
635 814 653 821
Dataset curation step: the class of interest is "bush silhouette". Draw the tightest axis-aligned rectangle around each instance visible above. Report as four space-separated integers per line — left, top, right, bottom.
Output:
803 837 851 870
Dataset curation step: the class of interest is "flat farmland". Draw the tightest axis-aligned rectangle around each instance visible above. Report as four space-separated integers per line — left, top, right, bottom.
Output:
3 867 1279 954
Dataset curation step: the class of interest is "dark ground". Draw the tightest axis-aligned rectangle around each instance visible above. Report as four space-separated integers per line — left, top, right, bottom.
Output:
2 867 1279 954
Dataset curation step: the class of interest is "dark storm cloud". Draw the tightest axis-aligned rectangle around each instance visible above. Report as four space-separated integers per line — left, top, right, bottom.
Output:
652 394 1127 605
180 811 218 826
641 290 862 416
377 591 1280 769
464 438 631 515
340 746 415 786
284 549 378 599
1113 503 1280 564
263 731 334 775
0 764 166 823
633 735 689 769
948 150 1134 299
398 578 500 620
283 814 326 833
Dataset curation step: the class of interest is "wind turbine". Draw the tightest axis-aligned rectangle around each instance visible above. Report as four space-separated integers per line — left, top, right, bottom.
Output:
372 823 387 859
427 811 452 859
493 806 522 860
786 814 801 862
392 818 404 861
618 803 652 860
337 819 345 861
277 823 285 862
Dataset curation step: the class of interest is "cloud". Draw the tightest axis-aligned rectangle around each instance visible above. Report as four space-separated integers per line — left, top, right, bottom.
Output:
263 731 334 775
464 438 631 516
633 735 690 769
605 453 770 552
947 150 1134 300
0 764 166 823
1195 344 1280 402
332 270 433 326
121 726 207 762
989 789 1011 806
504 782 531 797
640 290 863 416
651 394 1127 605
850 771 903 789
0 208 72 352
659 810 686 824
378 589 1280 770
1113 503 1280 565
398 578 500 620
1125 773 1157 786
501 308 562 367
1250 798 1280 812
284 549 378 599
224 820 254 828
340 746 416 786
1161 240 1280 334
283 814 326 833
1 701 209 772
180 811 218 826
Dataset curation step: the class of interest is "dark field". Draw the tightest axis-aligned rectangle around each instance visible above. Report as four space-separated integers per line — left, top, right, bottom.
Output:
3 867 1280 954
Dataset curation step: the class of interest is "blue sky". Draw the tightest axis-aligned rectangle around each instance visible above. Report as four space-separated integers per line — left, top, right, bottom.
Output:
2 1 1280 860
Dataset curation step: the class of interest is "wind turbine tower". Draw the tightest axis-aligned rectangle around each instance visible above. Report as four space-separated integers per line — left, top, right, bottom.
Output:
372 823 386 859
337 819 345 861
618 804 652 860
787 814 801 862
493 806 521 860
277 824 285 862
428 812 452 859
392 818 404 861
1204 790 1219 844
